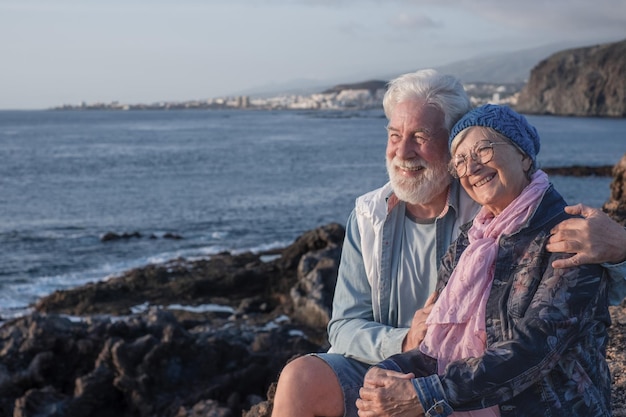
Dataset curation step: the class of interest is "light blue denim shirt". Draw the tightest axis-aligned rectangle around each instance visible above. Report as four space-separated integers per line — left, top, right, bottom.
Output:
326 181 478 364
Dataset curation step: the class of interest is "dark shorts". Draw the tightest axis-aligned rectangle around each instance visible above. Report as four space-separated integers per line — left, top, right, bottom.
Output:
311 353 371 417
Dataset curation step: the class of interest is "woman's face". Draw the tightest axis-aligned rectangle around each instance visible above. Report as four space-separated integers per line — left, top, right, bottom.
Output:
452 128 532 215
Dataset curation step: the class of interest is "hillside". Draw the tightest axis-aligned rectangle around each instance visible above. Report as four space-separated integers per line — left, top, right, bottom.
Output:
428 42 574 84
236 40 610 98
321 80 387 94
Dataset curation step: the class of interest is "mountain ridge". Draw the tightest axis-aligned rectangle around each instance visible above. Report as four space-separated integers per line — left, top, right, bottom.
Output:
233 38 622 98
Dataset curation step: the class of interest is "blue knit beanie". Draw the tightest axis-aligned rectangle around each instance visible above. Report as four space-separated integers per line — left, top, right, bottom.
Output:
449 104 540 163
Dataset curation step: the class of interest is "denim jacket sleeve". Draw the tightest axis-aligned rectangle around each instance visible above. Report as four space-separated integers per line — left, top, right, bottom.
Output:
605 258 626 305
326 209 408 364
376 249 608 412
377 353 453 417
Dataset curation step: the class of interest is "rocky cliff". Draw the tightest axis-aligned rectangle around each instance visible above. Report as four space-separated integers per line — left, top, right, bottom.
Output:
516 39 626 117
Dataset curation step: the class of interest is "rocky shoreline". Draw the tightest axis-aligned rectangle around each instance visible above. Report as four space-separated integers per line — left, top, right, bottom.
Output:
542 165 613 177
1 157 625 417
0 223 344 417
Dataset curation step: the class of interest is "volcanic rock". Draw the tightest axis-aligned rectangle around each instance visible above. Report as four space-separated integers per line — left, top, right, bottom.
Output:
603 153 626 225
1 223 344 417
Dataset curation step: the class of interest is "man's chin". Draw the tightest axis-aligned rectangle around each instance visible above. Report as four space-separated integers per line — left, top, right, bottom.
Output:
390 177 451 205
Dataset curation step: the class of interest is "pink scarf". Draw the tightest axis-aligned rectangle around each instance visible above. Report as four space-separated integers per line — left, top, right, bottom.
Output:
419 170 550 417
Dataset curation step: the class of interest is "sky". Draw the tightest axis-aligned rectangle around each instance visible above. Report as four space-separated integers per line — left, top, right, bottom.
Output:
1 0 625 109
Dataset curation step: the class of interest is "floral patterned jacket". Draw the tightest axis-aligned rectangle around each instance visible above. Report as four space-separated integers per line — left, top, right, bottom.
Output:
377 185 611 417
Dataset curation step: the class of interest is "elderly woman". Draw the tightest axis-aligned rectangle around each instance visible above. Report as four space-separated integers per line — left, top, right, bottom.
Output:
356 104 611 417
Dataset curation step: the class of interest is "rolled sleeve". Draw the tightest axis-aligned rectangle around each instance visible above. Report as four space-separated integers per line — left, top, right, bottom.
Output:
605 259 626 305
376 355 451 416
412 375 454 417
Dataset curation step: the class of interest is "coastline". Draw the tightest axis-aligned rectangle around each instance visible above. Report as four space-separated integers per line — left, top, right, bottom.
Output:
0 223 344 416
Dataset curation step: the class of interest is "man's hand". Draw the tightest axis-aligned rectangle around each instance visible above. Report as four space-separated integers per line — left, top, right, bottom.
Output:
402 291 438 351
547 204 626 269
357 367 423 417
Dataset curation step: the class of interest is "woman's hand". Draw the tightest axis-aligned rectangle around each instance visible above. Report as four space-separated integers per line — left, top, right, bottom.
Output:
402 291 438 351
357 367 423 417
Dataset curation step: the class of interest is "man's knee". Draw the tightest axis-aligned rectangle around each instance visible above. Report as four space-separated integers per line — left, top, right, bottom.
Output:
278 354 334 386
274 355 344 416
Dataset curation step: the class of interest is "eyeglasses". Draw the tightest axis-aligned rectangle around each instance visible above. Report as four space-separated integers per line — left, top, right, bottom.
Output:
449 140 511 178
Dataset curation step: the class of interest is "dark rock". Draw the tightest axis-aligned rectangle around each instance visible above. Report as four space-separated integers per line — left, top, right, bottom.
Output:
163 233 183 240
100 231 142 242
1 223 343 416
102 231 183 242
542 165 613 177
0 306 321 417
34 251 276 316
291 245 341 330
13 386 68 417
34 222 344 320
516 39 626 117
174 399 232 417
603 153 626 226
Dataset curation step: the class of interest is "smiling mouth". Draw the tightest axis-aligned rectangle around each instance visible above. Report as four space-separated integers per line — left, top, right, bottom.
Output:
397 165 425 173
473 174 495 187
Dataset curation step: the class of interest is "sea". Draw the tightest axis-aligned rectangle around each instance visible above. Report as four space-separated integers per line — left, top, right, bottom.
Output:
0 109 624 321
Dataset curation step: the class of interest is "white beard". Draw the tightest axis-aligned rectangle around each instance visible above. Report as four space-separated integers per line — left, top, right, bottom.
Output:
386 157 451 205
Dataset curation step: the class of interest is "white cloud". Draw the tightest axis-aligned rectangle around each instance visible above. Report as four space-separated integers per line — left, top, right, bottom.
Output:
413 0 626 36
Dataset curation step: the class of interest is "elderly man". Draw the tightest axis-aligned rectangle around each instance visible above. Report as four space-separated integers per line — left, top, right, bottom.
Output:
271 69 626 417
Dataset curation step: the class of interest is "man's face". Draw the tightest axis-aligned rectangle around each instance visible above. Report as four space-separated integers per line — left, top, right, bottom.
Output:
385 99 452 205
